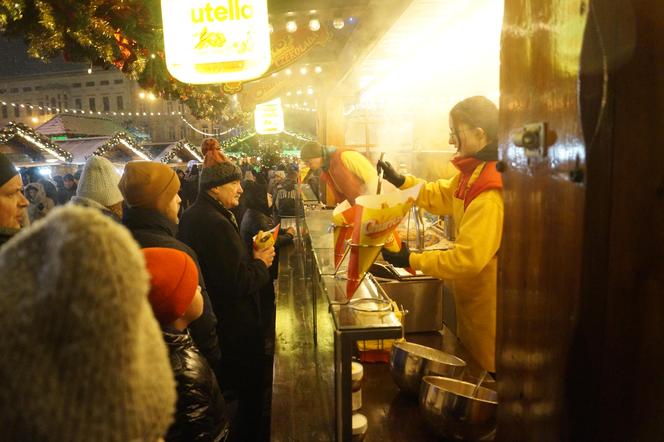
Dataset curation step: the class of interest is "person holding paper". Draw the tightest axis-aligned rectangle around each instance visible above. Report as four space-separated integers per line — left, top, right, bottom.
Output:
377 96 503 374
300 141 377 205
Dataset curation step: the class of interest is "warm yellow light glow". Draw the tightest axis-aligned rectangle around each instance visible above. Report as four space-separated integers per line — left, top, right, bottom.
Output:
314 66 322 74
299 67 308 75
31 117 38 123
147 92 156 101
333 18 344 29
285 68 292 76
308 18 320 31
255 98 285 134
139 92 146 99
286 20 297 33
161 0 272 84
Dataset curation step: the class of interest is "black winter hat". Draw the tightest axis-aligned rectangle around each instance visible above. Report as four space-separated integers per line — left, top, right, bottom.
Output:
0 152 18 188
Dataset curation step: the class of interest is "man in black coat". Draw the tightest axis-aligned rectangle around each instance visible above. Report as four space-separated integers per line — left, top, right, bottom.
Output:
118 161 222 375
178 158 274 442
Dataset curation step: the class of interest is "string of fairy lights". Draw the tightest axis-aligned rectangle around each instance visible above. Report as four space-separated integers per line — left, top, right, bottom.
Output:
160 140 204 164
0 122 73 162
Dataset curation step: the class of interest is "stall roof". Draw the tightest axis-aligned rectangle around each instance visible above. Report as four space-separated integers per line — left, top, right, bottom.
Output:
155 140 203 164
37 114 126 138
56 132 151 164
0 122 73 165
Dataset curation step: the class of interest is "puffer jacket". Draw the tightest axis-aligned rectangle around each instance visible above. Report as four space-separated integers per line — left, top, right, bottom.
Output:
122 206 222 372
163 328 229 442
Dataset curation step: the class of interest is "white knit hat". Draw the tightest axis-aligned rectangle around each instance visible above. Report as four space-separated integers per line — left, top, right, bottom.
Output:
76 155 124 207
0 206 176 441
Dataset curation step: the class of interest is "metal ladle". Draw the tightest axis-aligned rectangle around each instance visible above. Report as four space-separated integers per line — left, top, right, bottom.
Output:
472 370 488 398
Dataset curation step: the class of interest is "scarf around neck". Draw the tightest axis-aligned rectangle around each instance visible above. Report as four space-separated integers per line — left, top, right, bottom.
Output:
451 154 503 209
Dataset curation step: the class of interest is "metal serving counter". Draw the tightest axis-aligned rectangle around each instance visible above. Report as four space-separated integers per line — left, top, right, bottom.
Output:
271 209 485 441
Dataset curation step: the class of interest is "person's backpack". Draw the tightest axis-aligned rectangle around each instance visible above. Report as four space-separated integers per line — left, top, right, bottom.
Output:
275 184 303 217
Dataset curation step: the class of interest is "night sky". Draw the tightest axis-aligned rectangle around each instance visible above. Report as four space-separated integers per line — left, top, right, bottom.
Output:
0 38 86 77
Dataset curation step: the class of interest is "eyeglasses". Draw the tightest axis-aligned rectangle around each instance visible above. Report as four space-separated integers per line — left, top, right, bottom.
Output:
448 128 475 143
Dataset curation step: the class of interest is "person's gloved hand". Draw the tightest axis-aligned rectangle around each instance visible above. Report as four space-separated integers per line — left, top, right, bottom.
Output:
382 243 411 268
376 159 405 188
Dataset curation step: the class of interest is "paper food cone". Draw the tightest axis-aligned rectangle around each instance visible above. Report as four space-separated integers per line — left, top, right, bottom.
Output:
253 224 280 250
332 201 357 268
346 184 422 298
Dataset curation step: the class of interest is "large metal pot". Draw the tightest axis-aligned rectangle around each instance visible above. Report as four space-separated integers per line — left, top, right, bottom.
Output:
420 376 497 440
389 341 466 396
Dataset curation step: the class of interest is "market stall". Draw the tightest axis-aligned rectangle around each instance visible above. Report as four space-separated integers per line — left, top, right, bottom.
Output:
0 121 72 167
56 131 151 164
155 139 203 165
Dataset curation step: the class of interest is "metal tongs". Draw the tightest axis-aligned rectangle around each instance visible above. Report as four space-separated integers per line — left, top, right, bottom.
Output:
376 152 385 195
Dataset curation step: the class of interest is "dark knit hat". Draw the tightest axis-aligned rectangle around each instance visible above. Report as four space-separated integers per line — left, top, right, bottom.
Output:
200 161 242 190
0 152 18 188
300 141 324 161
0 206 176 441
143 247 199 325
119 161 180 209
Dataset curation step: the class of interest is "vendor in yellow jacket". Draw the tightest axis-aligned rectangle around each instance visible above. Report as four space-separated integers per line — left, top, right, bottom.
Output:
300 142 377 205
378 96 503 373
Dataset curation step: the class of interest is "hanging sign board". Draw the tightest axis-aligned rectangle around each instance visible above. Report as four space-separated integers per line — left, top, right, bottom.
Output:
161 0 272 84
254 98 285 134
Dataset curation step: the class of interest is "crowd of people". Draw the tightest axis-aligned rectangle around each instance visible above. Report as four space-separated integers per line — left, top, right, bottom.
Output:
0 138 300 441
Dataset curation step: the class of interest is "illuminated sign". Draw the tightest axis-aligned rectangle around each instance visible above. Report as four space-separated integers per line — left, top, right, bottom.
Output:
161 0 272 84
254 98 285 134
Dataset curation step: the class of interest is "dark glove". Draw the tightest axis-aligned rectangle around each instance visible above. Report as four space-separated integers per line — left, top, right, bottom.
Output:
382 243 411 268
376 159 405 188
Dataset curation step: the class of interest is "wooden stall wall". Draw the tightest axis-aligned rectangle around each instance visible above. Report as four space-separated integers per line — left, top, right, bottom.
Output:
498 0 664 440
497 0 588 440
569 0 664 440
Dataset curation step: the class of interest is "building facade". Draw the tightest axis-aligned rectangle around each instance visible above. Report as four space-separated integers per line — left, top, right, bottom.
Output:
0 67 216 143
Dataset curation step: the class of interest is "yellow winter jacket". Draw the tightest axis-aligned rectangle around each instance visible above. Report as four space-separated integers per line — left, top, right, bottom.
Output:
401 171 503 372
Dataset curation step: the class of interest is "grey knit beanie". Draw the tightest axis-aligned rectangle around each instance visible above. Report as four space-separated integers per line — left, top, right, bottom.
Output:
76 155 124 207
200 161 242 190
0 205 176 441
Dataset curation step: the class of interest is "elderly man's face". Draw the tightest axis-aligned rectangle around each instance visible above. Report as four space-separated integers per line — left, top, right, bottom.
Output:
64 178 75 189
0 175 29 229
213 180 243 208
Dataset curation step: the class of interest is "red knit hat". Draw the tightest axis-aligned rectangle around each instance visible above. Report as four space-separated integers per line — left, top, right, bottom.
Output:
142 248 199 325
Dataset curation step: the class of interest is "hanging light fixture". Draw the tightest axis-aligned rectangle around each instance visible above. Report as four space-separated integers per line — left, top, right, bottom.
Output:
308 18 321 31
286 20 298 33
333 18 345 29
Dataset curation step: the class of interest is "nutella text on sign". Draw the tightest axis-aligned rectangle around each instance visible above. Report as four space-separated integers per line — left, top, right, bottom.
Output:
161 0 271 84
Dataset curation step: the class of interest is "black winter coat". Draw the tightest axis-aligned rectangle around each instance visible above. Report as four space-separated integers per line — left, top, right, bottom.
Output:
0 228 18 249
122 206 222 370
177 193 270 389
163 328 229 442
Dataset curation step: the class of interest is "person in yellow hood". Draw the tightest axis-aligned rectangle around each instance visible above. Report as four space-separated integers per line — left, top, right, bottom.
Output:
378 96 503 373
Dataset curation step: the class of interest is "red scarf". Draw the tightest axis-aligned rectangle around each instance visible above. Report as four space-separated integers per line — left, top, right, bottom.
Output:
451 156 503 209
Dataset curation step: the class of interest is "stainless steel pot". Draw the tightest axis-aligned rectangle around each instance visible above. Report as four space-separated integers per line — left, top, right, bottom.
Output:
420 376 497 440
389 341 466 396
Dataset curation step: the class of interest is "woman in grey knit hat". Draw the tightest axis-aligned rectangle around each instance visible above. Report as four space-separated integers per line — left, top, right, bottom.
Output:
0 205 177 441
